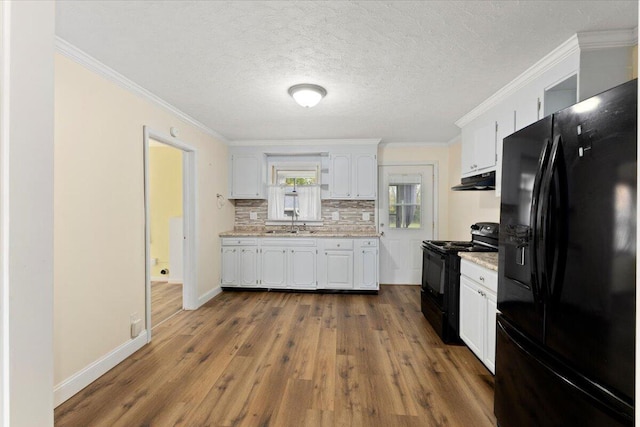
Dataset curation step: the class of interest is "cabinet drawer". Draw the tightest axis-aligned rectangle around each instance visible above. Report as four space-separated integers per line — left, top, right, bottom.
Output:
356 239 378 248
222 238 258 246
461 259 497 293
260 238 316 247
322 239 353 250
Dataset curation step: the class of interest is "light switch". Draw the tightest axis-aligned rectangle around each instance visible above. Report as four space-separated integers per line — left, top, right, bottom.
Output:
362 212 370 221
332 212 340 221
250 212 258 220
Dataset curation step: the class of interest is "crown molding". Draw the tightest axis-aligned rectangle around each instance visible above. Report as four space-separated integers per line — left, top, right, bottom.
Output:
455 28 638 129
577 28 638 51
455 34 580 128
55 37 229 145
231 138 381 147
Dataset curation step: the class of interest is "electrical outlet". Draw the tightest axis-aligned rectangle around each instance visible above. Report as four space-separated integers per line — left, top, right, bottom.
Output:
250 211 258 220
131 319 142 338
332 211 340 221
362 212 370 221
130 312 142 338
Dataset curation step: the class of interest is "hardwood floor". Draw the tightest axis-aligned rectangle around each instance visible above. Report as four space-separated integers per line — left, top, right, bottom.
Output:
151 281 183 328
55 286 496 427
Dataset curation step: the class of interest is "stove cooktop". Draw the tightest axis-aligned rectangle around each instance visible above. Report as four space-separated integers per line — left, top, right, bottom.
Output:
422 240 497 253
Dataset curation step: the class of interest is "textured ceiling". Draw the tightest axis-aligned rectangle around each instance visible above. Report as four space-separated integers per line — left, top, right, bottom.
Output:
55 1 638 143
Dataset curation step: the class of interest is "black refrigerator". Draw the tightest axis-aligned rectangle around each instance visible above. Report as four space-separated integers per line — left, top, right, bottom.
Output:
495 79 636 426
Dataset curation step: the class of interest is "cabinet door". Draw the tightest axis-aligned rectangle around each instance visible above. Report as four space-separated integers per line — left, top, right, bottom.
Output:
484 291 497 374
460 126 475 175
323 250 353 289
238 247 258 287
230 153 263 199
260 247 287 288
289 248 317 289
459 276 485 360
221 247 239 286
356 247 378 290
353 154 377 199
515 94 540 132
330 154 352 198
474 122 497 172
494 109 515 198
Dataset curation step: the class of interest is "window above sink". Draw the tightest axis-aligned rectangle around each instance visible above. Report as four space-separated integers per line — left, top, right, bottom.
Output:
267 158 322 223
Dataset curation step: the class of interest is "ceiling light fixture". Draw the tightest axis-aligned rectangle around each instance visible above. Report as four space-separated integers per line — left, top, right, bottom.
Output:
288 84 327 108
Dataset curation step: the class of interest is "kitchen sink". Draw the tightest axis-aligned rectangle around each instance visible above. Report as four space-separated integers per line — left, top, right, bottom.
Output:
265 230 316 235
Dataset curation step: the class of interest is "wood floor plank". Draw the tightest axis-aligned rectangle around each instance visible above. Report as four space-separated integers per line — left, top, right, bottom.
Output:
55 286 496 427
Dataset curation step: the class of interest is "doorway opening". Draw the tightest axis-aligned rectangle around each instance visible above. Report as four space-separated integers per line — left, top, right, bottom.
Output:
143 126 197 341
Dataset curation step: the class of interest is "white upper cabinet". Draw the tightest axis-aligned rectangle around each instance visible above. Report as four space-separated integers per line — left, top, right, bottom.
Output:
229 152 266 199
461 120 497 177
329 153 352 198
353 153 377 199
514 90 541 132
228 141 379 201
329 151 377 200
494 108 515 198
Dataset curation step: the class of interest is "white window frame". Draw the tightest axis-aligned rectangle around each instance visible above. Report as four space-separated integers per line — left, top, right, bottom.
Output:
266 161 323 225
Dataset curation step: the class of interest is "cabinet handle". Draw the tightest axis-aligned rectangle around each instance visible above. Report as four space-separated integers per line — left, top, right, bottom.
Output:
233 249 236 253
237 240 241 244
479 276 485 281
282 250 286 253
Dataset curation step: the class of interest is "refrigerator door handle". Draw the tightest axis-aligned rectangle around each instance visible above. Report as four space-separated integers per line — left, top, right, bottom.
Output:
537 134 563 300
529 138 552 303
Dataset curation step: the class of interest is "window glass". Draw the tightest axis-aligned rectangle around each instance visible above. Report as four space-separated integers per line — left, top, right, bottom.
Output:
268 165 321 221
388 180 421 229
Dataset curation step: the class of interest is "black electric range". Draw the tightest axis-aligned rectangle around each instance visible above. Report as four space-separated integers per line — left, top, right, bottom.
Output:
420 222 499 343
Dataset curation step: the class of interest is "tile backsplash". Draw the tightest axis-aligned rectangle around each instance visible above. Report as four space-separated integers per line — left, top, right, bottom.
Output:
234 199 376 232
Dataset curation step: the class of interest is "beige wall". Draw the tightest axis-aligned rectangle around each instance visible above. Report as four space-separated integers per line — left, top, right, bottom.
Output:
377 144 450 240
447 138 500 240
149 144 183 277
54 54 234 386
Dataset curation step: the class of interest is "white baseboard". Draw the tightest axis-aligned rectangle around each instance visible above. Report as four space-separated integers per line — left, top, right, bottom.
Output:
53 331 148 407
168 277 183 284
197 286 222 307
150 276 166 282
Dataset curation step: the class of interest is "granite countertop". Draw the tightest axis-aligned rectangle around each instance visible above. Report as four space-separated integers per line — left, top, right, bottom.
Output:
219 230 380 238
459 252 499 271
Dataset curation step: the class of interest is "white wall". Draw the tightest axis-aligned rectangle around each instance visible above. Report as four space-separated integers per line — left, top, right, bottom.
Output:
54 52 234 403
1 2 55 426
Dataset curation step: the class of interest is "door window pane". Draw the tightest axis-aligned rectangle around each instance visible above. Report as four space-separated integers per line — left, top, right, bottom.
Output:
388 183 421 229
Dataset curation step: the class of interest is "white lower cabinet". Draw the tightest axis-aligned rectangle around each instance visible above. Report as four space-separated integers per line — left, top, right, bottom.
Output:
221 237 378 291
220 238 258 287
289 247 317 289
260 247 288 288
321 250 354 289
459 259 498 374
355 239 378 289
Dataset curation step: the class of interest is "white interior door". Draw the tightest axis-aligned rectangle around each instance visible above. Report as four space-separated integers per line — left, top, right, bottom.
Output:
378 164 435 284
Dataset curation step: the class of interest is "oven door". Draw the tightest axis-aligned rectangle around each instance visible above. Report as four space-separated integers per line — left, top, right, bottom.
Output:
421 245 446 300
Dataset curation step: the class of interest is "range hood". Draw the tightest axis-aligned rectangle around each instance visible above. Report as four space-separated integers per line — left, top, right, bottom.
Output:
451 171 496 191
